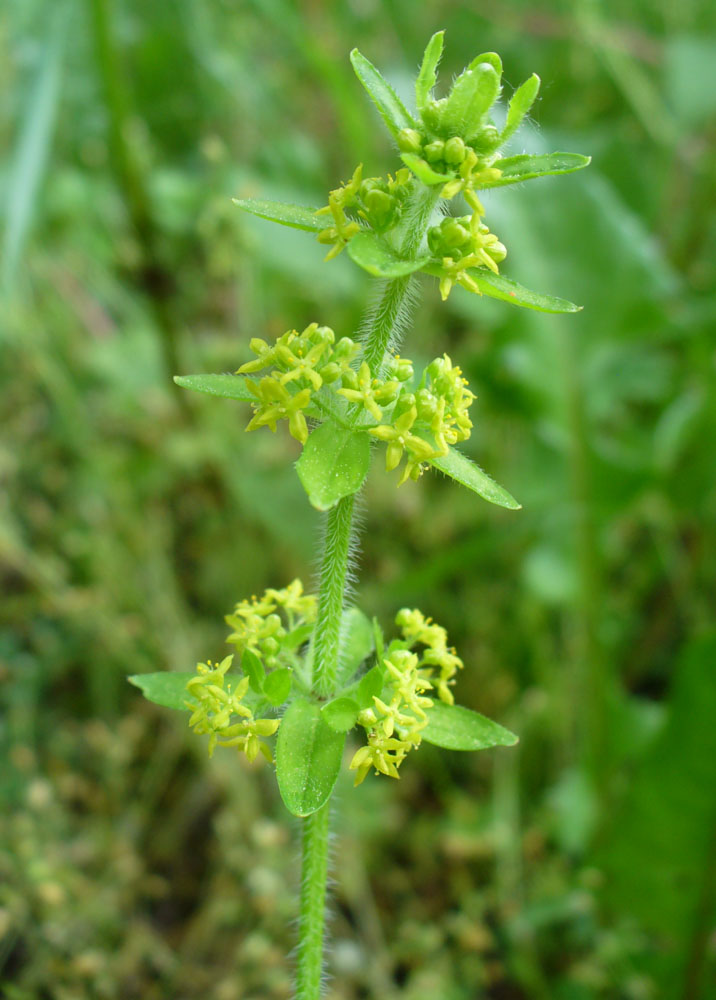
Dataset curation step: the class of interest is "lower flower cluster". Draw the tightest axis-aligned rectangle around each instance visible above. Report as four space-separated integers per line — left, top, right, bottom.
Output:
184 582 465 786
349 607 464 784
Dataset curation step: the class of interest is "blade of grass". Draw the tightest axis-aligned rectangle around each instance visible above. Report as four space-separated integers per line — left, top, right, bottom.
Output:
2 4 68 289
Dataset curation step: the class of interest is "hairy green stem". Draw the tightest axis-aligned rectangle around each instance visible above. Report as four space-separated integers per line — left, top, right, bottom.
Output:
312 494 356 698
295 180 441 999
361 185 440 373
295 801 331 1000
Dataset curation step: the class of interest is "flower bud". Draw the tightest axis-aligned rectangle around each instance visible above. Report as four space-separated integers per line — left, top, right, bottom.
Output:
427 357 448 382
424 140 445 163
416 388 438 420
471 123 500 154
319 362 340 383
374 380 400 406
364 188 395 227
360 178 385 198
262 637 280 657
310 325 335 346
386 357 414 382
441 219 470 249
393 392 415 418
397 128 423 154
421 98 447 132
488 241 507 263
443 136 466 165
334 337 359 360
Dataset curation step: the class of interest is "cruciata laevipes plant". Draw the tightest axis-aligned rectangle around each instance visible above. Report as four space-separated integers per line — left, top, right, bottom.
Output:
130 32 589 999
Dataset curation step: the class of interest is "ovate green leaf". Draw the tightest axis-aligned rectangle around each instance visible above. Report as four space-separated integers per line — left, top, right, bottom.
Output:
321 697 360 732
263 668 292 706
337 607 375 685
275 699 346 816
415 31 445 111
347 231 430 277
233 198 326 231
350 49 416 139
423 701 518 751
355 663 386 710
173 374 257 401
430 448 521 509
483 152 591 188
296 422 371 511
129 672 195 711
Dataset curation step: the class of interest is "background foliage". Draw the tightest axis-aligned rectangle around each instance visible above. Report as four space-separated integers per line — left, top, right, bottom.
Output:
2 0 715 997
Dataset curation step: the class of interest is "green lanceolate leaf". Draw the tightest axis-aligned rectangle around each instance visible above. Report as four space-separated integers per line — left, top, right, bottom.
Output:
350 48 416 139
501 74 541 143
263 667 292 706
466 270 583 313
423 701 518 751
173 373 257 401
483 152 591 188
242 648 266 694
337 607 375 685
467 51 503 76
400 153 453 186
415 30 445 111
430 448 521 510
233 198 325 232
321 697 360 733
275 698 346 816
128 672 196 711
442 62 501 138
347 231 431 277
296 422 371 511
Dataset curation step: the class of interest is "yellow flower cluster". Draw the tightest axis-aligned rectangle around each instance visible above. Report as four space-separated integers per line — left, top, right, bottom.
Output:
225 579 317 668
349 607 464 784
238 324 360 444
316 163 412 259
349 649 434 785
236 326 475 488
395 607 464 704
186 655 279 761
368 354 475 484
427 211 507 301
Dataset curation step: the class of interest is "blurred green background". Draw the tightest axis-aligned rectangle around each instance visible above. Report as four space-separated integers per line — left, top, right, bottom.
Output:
2 0 715 997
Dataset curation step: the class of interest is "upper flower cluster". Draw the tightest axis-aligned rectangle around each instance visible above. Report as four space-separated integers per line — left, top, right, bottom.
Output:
225 578 318 667
237 324 476 485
